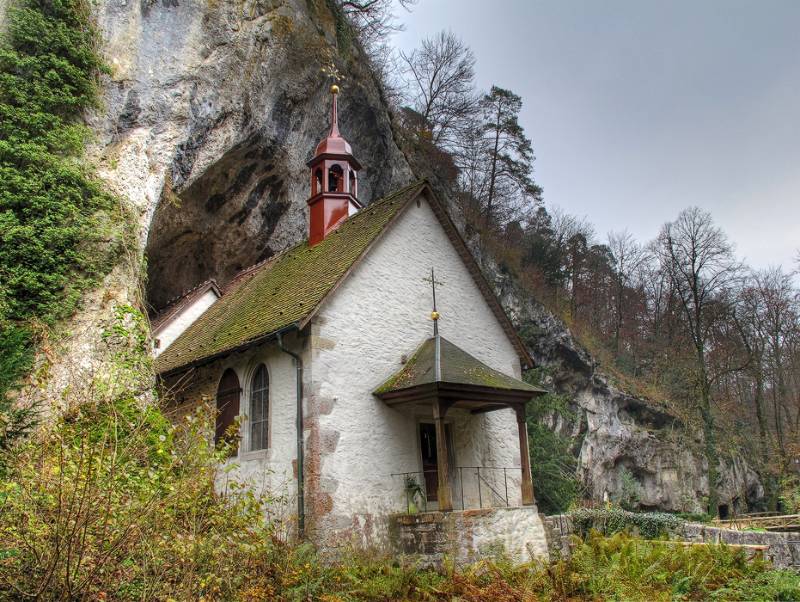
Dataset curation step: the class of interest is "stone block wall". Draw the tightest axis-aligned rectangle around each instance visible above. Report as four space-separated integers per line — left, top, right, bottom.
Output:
683 523 800 570
542 514 800 570
390 507 549 567
542 514 574 559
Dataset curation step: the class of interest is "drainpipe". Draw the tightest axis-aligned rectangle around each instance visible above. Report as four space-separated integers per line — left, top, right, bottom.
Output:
277 330 305 539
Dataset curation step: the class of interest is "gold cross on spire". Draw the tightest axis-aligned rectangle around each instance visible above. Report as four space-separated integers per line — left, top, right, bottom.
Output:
423 268 445 337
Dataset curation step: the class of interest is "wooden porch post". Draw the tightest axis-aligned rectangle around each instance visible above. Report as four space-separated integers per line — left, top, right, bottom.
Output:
515 404 535 506
433 399 453 511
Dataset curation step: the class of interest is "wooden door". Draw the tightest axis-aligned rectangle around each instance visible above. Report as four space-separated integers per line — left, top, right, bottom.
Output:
420 423 438 502
215 369 240 453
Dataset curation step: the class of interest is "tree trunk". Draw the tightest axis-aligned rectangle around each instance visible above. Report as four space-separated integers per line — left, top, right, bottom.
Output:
485 106 501 225
696 354 720 516
753 369 778 510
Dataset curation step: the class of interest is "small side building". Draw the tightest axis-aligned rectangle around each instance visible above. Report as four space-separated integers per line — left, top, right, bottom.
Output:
152 87 550 562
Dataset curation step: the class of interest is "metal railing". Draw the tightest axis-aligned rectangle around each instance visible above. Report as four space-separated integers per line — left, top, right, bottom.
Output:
390 466 520 513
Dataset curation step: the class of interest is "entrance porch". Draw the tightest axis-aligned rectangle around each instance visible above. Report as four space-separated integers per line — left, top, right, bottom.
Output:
374 336 548 513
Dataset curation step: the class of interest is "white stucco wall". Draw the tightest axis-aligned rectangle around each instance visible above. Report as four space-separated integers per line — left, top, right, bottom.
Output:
154 289 218 356
167 340 301 537
308 192 529 549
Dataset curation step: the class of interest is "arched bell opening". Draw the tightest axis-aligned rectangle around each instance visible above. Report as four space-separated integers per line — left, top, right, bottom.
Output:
349 170 357 196
313 168 323 196
328 163 344 192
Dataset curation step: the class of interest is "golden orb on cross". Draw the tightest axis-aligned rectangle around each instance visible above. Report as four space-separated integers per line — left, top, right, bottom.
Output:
431 310 440 321
330 84 340 95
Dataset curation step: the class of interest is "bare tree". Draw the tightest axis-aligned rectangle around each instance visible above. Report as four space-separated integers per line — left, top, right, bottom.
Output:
655 207 742 515
336 0 418 50
757 267 798 461
734 273 776 505
549 209 593 315
608 230 646 354
399 30 477 147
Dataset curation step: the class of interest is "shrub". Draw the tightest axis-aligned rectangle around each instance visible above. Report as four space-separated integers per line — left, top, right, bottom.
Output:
779 474 800 514
570 507 685 539
543 531 800 602
0 393 283 600
0 304 281 599
615 466 642 511
523 384 582 514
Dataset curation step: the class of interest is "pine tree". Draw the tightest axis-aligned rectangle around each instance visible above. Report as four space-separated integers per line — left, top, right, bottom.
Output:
478 86 542 227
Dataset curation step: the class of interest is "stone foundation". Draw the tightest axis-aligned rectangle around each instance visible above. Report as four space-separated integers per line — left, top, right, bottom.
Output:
389 507 549 566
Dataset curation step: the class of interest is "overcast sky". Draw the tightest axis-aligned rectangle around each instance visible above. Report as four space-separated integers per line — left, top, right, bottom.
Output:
394 0 800 272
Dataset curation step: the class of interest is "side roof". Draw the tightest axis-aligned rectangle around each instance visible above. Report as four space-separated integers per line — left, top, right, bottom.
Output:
154 179 533 375
151 280 221 335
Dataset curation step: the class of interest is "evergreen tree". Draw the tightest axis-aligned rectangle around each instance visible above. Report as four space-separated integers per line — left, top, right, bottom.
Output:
478 86 542 226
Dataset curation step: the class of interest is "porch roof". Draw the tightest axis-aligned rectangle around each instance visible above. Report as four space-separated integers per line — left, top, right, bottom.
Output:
374 336 547 412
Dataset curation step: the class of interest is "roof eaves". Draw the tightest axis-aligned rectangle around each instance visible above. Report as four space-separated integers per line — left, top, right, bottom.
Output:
158 322 301 378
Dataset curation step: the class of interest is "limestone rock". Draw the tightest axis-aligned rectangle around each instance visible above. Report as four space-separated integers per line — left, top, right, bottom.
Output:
490 266 764 512
87 0 413 309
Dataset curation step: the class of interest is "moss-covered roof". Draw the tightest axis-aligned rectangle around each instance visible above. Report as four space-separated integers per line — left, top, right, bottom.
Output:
374 336 546 395
154 180 427 375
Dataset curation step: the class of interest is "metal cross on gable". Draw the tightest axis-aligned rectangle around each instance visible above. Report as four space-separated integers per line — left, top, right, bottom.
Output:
423 267 445 336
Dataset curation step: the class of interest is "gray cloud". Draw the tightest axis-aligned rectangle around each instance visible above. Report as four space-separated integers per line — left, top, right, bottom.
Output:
395 0 800 270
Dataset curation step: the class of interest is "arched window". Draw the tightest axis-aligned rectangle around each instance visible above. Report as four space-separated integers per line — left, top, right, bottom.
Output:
349 170 356 196
328 164 343 192
250 364 269 451
215 369 241 454
314 168 323 196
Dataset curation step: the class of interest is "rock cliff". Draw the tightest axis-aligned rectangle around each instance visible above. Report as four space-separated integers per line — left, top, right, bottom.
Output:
6 0 761 511
492 270 763 512
88 0 413 309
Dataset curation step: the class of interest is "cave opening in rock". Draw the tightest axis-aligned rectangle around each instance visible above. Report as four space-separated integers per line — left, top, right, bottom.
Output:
145 136 291 315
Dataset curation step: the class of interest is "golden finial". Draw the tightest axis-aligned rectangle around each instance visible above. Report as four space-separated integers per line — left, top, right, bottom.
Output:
330 84 340 95
424 268 445 336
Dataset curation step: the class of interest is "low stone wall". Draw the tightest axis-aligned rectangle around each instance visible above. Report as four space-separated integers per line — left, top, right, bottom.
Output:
542 514 574 559
543 514 800 570
683 523 800 569
389 507 550 567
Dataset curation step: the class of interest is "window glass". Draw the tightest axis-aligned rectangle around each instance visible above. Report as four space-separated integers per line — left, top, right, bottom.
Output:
250 365 269 451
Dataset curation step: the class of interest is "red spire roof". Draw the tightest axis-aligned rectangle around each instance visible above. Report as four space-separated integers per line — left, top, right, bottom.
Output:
312 85 356 159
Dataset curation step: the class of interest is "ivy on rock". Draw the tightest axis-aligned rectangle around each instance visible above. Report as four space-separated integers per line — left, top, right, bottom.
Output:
0 1 119 445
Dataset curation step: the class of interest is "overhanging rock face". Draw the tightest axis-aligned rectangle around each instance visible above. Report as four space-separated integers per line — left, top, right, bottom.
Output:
390 507 550 566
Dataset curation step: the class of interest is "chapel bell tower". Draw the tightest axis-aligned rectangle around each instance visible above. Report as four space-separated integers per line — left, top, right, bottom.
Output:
307 85 362 246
